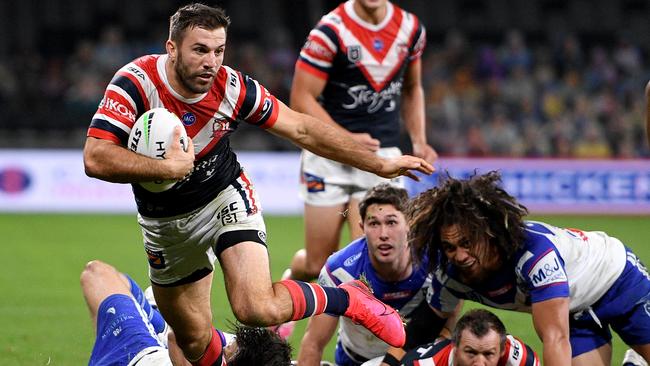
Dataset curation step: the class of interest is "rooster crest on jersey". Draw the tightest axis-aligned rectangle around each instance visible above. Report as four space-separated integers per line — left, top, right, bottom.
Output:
128 107 189 193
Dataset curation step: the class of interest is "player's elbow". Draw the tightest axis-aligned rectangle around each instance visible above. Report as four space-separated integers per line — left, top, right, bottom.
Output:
83 140 106 178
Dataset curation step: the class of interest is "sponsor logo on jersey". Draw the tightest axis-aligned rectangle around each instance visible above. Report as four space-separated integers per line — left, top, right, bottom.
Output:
342 80 402 113
145 248 166 269
216 202 239 225
372 38 384 51
107 307 116 315
303 40 334 59
211 117 231 139
0 167 31 194
181 112 196 126
303 172 325 193
99 96 136 121
344 252 362 267
347 45 361 62
383 290 412 300
528 250 567 288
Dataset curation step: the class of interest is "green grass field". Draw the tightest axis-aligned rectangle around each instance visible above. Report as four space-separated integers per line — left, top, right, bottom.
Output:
1 214 648 365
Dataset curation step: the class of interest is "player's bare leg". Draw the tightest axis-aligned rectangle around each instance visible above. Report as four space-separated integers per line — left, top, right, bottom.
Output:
220 240 406 347
346 197 364 239
571 343 611 366
80 260 131 326
289 203 346 281
152 272 214 361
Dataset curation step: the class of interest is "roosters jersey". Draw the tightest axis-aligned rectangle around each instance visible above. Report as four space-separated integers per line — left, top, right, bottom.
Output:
427 221 627 315
318 237 430 360
401 335 540 366
296 0 425 147
87 54 279 217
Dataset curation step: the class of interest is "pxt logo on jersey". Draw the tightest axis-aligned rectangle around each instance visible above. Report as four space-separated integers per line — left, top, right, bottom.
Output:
181 112 196 126
145 248 166 269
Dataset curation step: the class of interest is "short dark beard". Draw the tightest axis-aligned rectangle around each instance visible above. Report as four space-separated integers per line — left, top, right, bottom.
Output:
174 50 211 95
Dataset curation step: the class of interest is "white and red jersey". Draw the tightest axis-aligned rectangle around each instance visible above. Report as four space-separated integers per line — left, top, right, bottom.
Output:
88 54 279 217
401 335 540 366
296 0 425 147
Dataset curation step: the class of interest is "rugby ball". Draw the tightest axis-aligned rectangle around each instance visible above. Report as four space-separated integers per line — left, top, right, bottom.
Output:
127 108 189 192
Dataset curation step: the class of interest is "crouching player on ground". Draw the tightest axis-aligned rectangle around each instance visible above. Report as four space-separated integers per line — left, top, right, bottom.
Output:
80 259 291 365
297 184 447 365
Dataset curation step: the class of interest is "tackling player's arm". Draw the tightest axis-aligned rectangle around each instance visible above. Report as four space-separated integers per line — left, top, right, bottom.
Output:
296 314 339 366
268 101 434 180
83 127 195 183
290 63 380 151
531 297 571 366
401 58 437 163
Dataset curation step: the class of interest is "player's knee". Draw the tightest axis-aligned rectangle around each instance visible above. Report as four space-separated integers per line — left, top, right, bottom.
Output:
304 259 326 279
80 260 110 287
231 302 284 326
173 328 213 358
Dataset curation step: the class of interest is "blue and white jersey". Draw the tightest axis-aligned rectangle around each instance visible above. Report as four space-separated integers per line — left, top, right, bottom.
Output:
319 237 430 359
296 0 425 147
428 221 627 315
89 294 169 366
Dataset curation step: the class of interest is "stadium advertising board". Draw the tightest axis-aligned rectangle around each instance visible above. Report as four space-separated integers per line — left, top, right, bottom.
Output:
0 151 648 214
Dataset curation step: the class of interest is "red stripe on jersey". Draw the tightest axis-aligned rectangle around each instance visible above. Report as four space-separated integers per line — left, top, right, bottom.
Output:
303 36 336 63
258 96 279 129
87 127 121 144
296 60 329 80
116 70 150 112
239 171 258 214
339 3 404 64
309 283 328 314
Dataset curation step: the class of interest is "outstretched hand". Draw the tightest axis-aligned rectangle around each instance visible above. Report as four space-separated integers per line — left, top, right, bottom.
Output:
379 155 435 181
163 126 195 180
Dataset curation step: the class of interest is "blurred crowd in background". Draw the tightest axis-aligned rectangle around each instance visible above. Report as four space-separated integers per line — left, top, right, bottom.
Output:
1 0 649 158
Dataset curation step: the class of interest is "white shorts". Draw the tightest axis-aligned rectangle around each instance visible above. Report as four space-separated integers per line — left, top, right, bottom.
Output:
299 147 404 206
138 172 267 286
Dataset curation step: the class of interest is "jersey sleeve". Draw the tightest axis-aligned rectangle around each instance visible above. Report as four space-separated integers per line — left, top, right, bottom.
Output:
87 62 150 145
501 335 540 366
295 21 339 80
516 233 570 304
231 70 279 129
426 269 461 314
408 20 426 62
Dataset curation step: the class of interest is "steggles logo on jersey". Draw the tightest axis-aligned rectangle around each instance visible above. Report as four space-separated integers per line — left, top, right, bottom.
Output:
342 80 402 113
347 45 361 62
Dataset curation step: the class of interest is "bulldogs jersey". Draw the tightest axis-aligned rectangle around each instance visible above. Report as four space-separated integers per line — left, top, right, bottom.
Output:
428 221 627 315
296 0 425 147
88 54 279 217
401 336 540 366
318 237 430 360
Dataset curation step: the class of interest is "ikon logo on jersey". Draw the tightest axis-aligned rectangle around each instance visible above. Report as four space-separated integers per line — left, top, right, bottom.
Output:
528 250 567 288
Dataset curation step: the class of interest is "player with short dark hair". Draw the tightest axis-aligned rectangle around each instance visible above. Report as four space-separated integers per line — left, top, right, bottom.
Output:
297 184 434 366
395 171 650 366
397 309 539 366
83 3 433 365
